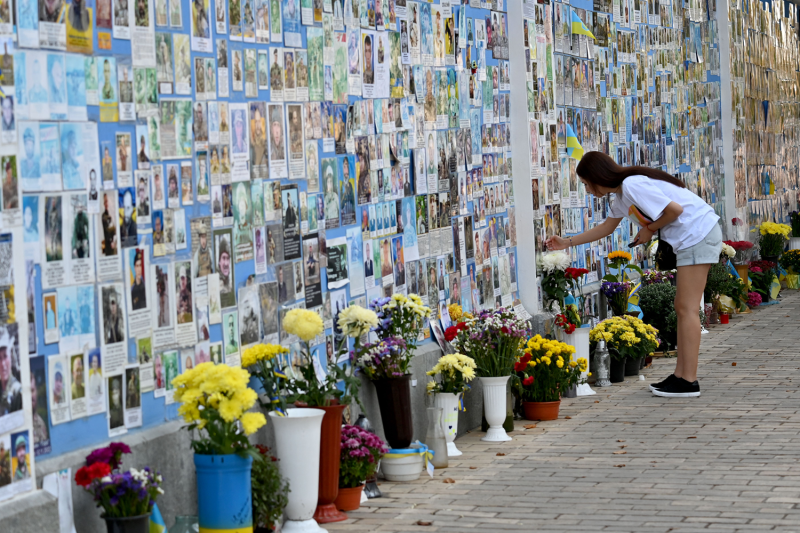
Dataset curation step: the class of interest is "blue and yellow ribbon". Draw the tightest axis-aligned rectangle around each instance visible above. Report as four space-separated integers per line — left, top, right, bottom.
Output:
566 124 584 161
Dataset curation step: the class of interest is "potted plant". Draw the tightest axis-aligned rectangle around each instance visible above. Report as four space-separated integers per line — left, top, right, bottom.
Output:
746 291 762 308
758 221 791 263
601 280 632 317
172 363 267 533
75 442 163 533
638 281 678 351
451 308 529 442
251 445 289 533
780 249 800 289
749 260 778 303
590 316 659 382
354 294 430 450
281 307 365 524
513 335 585 420
335 425 388 512
724 240 754 282
425 352 477 456
242 342 326 532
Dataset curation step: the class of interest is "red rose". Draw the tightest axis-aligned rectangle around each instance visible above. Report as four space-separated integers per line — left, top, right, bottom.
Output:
522 376 534 386
444 326 458 341
75 462 111 487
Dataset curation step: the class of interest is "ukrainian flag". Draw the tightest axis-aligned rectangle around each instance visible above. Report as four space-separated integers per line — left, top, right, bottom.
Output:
150 504 167 533
566 124 584 161
571 11 596 40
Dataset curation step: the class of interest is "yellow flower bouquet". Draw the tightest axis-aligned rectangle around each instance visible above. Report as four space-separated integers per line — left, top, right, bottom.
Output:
242 343 290 415
759 221 791 258
590 315 659 361
426 353 477 395
172 362 266 457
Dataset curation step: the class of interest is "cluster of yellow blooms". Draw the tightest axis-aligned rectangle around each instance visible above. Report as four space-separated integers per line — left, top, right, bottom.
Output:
172 362 266 435
283 308 324 342
426 353 477 393
523 334 576 360
447 304 463 321
590 315 659 353
337 304 379 337
386 293 432 317
608 250 633 262
760 221 792 238
241 343 288 368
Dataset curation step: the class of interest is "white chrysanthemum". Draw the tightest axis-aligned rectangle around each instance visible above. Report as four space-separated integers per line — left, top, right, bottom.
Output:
539 251 571 273
721 243 735 258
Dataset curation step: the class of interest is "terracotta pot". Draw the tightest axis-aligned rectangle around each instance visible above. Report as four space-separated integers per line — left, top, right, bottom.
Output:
522 400 561 421
373 375 413 449
297 402 348 524
609 357 625 383
335 485 364 512
719 313 729 324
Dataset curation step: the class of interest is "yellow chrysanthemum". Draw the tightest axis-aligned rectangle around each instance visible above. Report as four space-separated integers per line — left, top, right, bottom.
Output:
448 303 463 321
242 343 289 367
240 412 267 435
282 308 324 341
338 305 380 337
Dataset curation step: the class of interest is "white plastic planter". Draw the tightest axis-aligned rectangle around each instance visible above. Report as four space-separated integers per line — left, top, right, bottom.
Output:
269 408 328 533
480 376 512 442
434 392 462 457
380 443 426 481
790 237 800 250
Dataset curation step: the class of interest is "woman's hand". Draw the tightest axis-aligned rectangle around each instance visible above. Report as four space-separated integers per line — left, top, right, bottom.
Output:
631 227 654 246
545 236 569 250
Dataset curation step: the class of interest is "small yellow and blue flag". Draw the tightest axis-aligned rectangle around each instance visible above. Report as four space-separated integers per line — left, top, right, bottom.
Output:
149 503 167 533
566 124 584 161
571 11 596 40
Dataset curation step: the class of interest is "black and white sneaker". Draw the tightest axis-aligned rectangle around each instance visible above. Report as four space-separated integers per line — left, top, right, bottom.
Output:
652 377 700 398
649 374 677 392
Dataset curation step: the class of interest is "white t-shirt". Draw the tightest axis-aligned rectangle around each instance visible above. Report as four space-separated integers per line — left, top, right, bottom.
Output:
609 175 719 251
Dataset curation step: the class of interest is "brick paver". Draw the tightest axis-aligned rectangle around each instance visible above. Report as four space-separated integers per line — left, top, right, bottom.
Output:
327 291 800 532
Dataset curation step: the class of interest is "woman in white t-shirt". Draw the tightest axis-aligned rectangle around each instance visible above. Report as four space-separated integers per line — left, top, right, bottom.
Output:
546 152 721 398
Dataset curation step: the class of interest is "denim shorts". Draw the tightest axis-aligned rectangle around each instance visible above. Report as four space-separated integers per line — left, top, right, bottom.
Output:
675 224 723 267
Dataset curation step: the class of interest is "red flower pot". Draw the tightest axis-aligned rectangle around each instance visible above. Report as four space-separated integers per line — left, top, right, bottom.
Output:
335 485 364 512
297 402 348 524
522 400 561 421
720 313 729 324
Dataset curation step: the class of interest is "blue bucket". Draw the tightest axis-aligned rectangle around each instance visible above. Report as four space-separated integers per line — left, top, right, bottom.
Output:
194 454 253 533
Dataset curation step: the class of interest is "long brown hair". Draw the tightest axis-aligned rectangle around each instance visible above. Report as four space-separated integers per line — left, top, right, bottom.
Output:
576 151 686 189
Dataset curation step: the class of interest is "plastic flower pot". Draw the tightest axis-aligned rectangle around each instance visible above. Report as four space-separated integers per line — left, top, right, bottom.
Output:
719 313 730 324
624 356 640 376
609 357 625 383
433 392 462 457
194 454 253 533
269 409 326 533
334 485 364 512
373 375 413 449
522 400 561 421
102 514 151 533
380 444 426 481
735 264 750 288
480 376 512 442
296 403 348 524
786 274 800 289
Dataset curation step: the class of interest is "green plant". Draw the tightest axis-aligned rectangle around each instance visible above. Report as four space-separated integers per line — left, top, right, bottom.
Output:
780 250 800 274
514 335 585 402
704 263 731 302
790 212 800 238
590 315 660 360
251 445 289 530
638 282 678 350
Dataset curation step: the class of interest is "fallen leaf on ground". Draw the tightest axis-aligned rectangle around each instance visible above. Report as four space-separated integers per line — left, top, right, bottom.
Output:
687 436 696 439
564 416 572 419
443 478 456 484
613 450 627 455
469 466 477 470
732 362 737 366
617 439 625 442
416 521 432 526
524 424 537 429
496 452 506 456
594 400 600 403
614 464 626 468
619 445 627 448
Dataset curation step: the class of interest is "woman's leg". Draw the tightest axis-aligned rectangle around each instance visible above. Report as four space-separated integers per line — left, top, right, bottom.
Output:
673 264 711 382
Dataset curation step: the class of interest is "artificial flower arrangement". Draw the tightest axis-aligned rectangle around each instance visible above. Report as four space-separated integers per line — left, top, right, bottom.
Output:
513 335 584 403
354 294 431 380
172 362 267 457
251 445 289 531
425 353 477 395
758 221 791 258
75 442 164 519
283 308 365 407
338 425 388 489
450 308 530 377
589 315 659 361
723 240 754 264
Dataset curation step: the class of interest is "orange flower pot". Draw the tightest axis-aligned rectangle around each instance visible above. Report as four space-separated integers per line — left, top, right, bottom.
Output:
335 485 364 512
522 400 561 421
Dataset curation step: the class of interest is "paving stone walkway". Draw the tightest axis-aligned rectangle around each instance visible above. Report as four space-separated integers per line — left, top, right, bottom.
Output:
327 291 800 532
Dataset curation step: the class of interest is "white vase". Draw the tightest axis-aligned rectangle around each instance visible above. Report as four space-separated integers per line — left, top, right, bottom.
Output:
561 327 596 397
433 392 462 456
790 237 800 251
480 376 512 442
269 408 328 533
